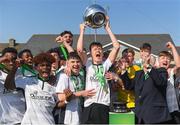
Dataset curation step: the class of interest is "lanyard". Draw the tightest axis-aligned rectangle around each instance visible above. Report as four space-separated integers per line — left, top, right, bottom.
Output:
70 76 83 92
70 69 85 92
0 63 9 73
59 44 68 60
21 64 37 77
93 64 106 87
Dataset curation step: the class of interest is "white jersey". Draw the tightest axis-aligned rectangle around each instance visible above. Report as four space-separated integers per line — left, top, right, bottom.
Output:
56 73 82 125
84 58 112 107
16 77 56 125
0 70 26 124
0 70 7 93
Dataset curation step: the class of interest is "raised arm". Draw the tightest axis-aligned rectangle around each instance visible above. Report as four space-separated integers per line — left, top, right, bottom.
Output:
77 23 87 65
4 65 17 90
105 17 120 63
0 56 6 63
166 42 180 70
56 36 74 53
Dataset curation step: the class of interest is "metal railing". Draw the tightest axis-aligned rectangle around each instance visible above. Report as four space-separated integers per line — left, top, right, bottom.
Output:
87 40 158 58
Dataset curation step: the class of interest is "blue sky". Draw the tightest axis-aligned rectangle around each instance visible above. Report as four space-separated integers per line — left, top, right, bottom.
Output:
0 0 180 46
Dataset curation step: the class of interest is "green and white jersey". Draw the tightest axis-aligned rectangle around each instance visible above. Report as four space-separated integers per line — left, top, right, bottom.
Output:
0 70 7 93
84 58 112 107
56 72 84 125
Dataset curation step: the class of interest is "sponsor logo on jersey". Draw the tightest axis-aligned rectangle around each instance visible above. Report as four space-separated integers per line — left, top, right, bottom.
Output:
90 74 99 82
30 91 53 101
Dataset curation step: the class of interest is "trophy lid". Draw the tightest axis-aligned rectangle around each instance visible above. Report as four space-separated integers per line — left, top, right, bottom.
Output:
83 4 107 18
83 4 107 29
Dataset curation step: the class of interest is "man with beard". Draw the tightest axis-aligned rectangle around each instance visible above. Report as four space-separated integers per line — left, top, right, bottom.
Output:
77 16 120 124
55 30 74 60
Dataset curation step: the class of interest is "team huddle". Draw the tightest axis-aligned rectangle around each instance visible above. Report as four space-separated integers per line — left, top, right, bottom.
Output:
0 17 180 124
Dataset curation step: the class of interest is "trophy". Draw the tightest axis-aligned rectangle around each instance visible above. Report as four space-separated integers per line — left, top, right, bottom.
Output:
112 102 131 113
83 4 107 29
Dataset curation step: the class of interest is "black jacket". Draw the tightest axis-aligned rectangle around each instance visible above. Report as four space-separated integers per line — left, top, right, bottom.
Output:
121 67 171 123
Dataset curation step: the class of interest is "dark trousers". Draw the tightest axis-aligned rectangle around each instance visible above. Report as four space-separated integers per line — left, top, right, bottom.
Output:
82 103 109 124
52 107 66 124
135 115 173 124
171 111 180 124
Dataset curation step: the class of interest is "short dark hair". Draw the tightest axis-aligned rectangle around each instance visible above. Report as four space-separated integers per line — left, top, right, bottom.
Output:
47 47 60 58
158 51 173 60
122 48 135 56
140 43 151 51
60 31 73 37
33 52 56 66
1 47 17 57
18 49 33 58
89 42 102 51
68 52 81 61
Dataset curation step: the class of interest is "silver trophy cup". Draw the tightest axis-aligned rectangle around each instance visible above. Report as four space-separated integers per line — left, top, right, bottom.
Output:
83 4 107 29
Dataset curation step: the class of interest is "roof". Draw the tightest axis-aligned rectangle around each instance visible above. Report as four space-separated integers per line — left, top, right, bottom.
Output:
176 46 180 55
118 34 173 55
20 34 59 56
0 43 26 53
21 34 174 56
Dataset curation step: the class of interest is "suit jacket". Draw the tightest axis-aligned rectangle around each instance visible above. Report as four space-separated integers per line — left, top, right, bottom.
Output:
121 67 171 123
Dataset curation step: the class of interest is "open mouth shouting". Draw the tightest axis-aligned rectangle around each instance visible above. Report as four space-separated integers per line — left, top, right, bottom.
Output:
40 70 50 79
96 53 101 58
27 60 33 66
162 62 168 68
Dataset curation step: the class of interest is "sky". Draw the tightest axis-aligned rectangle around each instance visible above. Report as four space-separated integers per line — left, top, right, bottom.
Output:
0 0 180 46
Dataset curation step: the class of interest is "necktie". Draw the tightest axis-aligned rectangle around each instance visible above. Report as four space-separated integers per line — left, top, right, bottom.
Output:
144 73 149 80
